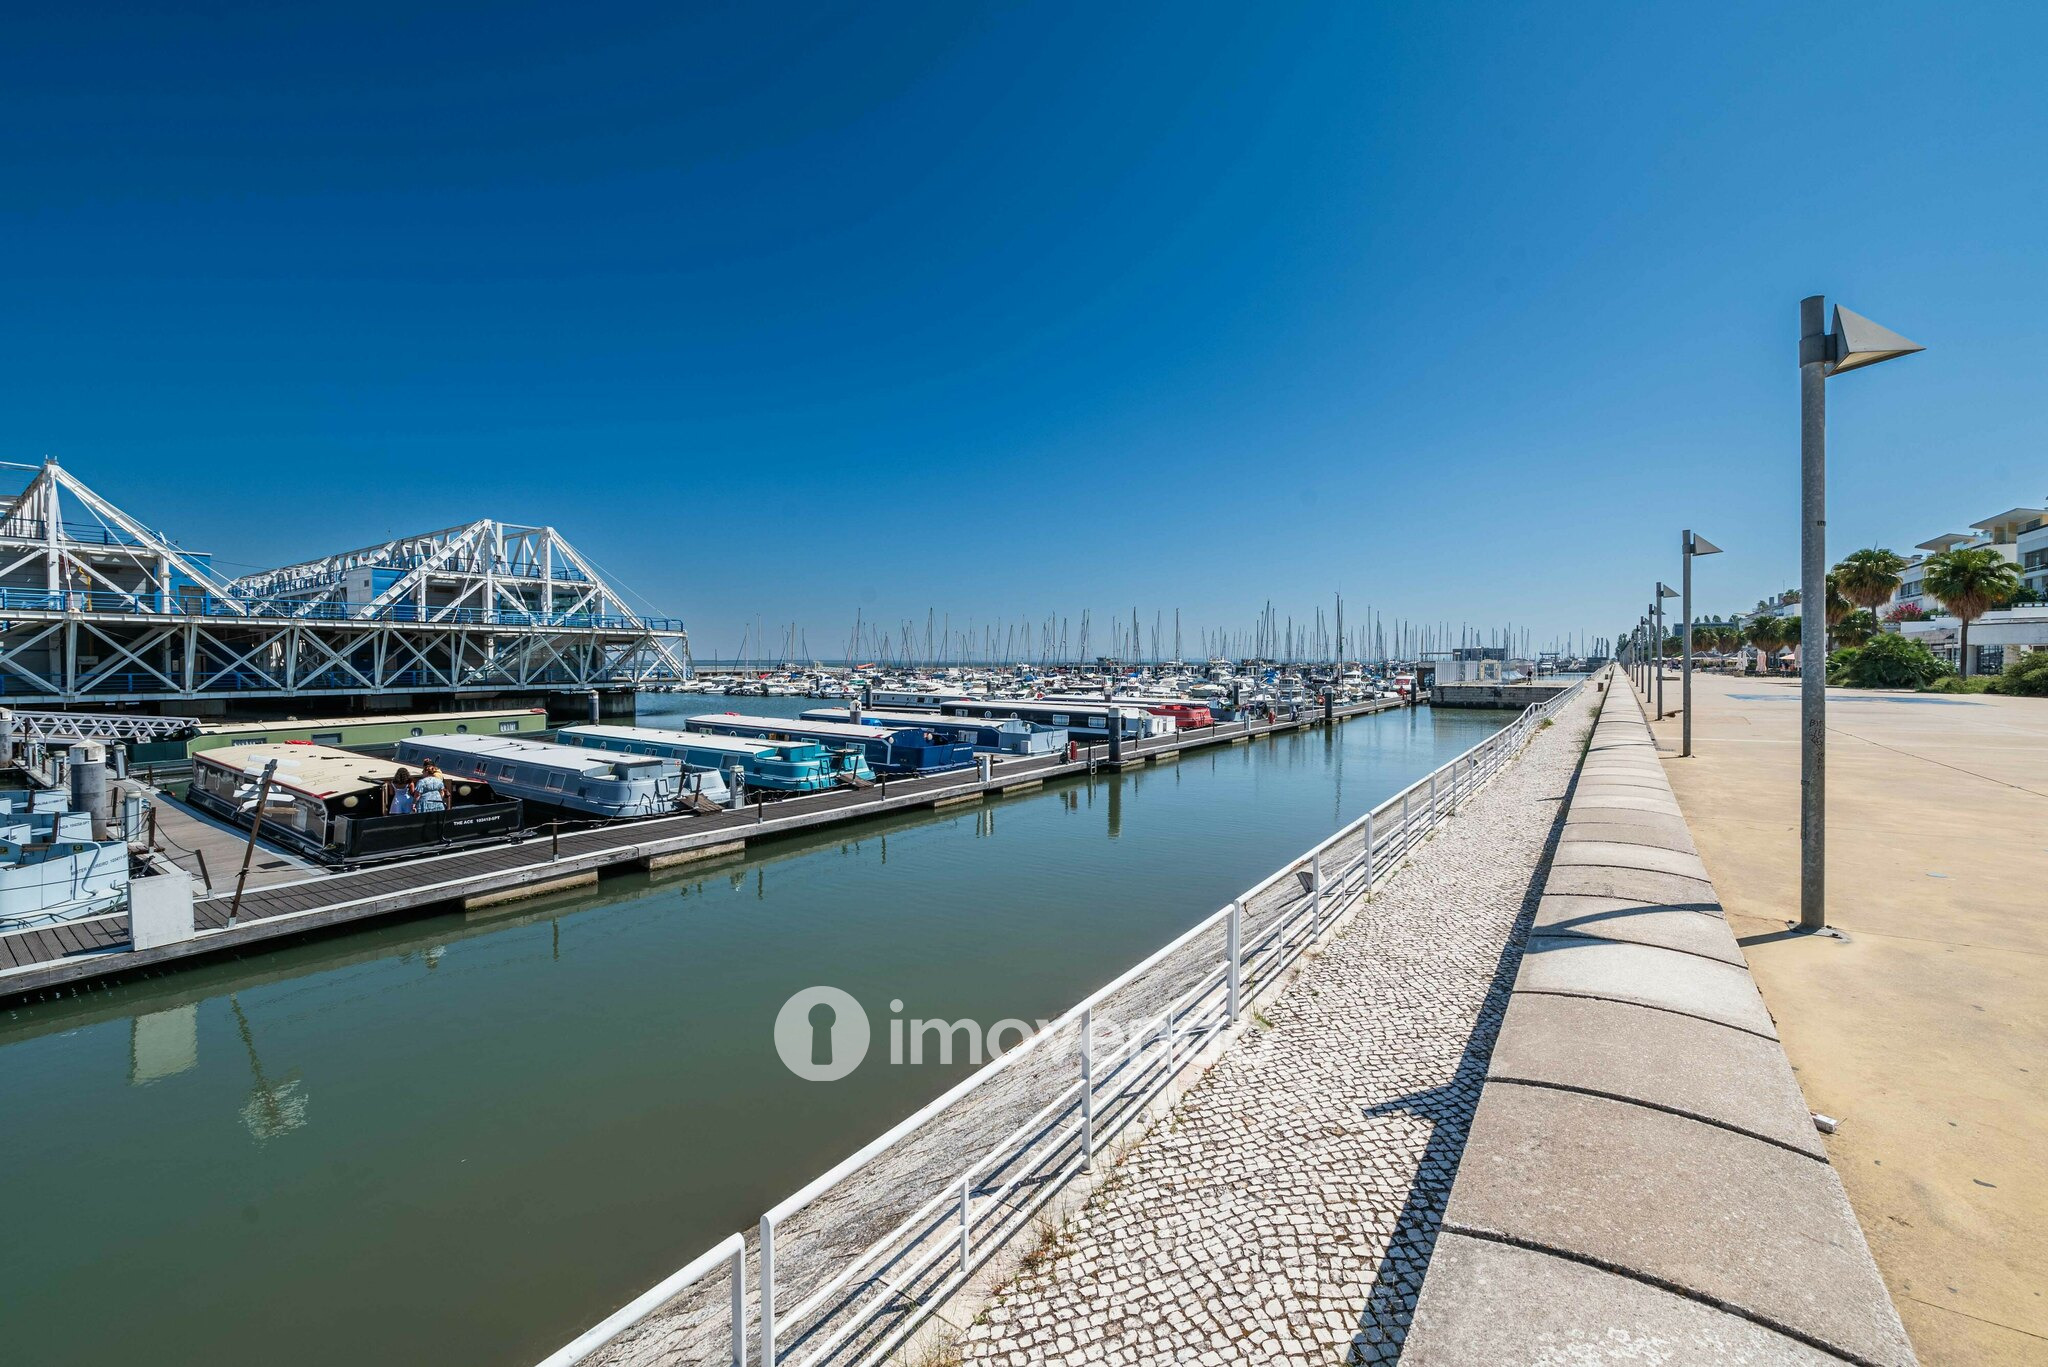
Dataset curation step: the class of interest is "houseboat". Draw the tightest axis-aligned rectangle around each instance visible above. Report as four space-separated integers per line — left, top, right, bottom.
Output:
131 707 550 772
801 707 1067 757
864 686 974 711
554 724 852 795
936 698 1169 743
684 713 969 778
394 735 700 822
1040 695 1217 730
0 792 133 932
189 742 525 864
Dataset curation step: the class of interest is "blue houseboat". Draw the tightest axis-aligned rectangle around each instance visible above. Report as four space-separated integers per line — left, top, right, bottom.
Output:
394 735 707 821
801 707 1067 757
684 713 971 778
554 724 857 794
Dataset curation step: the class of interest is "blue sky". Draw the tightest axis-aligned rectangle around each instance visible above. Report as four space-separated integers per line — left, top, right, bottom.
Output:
4 3 2044 658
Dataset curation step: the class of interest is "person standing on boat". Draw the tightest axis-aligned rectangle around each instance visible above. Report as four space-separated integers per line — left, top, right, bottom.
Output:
386 768 418 815
416 760 448 814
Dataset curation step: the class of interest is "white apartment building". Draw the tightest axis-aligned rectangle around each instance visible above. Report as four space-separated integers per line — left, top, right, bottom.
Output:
1887 504 2048 674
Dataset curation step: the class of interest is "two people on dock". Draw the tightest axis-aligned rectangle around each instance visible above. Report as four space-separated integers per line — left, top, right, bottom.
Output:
384 759 448 816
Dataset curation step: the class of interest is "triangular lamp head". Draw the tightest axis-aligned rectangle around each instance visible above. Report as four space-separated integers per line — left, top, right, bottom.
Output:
1689 533 1723 556
1830 306 1924 375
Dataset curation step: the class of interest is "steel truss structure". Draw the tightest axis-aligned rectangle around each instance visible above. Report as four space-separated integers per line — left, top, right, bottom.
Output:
0 460 692 707
2 710 201 743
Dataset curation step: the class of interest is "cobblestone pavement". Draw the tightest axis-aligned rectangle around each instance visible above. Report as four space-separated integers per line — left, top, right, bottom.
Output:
959 691 1596 1366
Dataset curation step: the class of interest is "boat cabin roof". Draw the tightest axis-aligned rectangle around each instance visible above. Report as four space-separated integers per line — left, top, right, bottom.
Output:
401 733 668 774
193 742 412 800
199 708 546 736
688 713 901 741
558 724 786 758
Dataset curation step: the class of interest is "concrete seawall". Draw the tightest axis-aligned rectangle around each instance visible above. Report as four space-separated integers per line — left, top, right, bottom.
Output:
1404 673 1916 1364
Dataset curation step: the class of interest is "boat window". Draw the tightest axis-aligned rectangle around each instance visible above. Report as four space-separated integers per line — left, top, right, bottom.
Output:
546 773 566 791
312 732 343 746
410 727 424 737
230 736 268 746
1053 714 1069 726
498 721 519 733
456 724 469 734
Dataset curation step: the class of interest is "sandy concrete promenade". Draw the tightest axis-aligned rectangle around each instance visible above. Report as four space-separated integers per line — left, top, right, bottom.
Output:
1646 670 2047 1363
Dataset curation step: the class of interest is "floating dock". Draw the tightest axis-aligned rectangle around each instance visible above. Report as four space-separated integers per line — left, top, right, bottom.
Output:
0 699 1407 1002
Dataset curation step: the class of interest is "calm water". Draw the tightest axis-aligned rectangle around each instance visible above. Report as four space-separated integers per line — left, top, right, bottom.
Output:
0 701 1511 1367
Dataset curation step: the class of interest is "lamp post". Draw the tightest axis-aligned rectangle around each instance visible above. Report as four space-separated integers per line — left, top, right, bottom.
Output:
1796 296 1923 931
1681 532 1721 757
1655 583 1678 720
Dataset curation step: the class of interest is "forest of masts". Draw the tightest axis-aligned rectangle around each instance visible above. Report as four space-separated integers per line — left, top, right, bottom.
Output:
716 599 1607 670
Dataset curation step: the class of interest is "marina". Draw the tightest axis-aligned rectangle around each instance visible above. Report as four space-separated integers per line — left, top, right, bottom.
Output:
0 695 1515 1367
0 695 1412 998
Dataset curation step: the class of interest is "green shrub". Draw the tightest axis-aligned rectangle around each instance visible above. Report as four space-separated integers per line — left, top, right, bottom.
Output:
1921 674 1994 694
1990 650 2048 697
1833 633 1951 689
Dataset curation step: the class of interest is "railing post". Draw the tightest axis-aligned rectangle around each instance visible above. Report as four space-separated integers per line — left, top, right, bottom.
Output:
1164 1005 1176 1076
730 1240 748 1367
759 1214 776 1367
959 1175 973 1271
1428 771 1437 826
1226 899 1242 1023
1080 1005 1095 1172
1362 811 1375 890
1310 854 1323 937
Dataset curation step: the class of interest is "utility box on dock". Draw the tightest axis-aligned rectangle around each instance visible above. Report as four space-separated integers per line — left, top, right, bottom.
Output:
130 868 196 951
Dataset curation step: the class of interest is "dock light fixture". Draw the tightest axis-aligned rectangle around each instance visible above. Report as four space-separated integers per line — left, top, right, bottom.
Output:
1655 583 1679 721
1681 532 1721 757
1797 296 1923 932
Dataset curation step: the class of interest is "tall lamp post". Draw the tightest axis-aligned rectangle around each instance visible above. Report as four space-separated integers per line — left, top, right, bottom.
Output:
1655 583 1678 719
1681 532 1721 757
1797 296 1923 931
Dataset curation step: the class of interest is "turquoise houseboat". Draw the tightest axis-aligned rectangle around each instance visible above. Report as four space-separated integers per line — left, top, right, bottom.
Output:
554 724 858 794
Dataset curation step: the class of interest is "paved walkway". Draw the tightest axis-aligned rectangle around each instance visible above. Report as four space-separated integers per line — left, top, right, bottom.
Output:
958 686 1596 1365
1647 671 2048 1364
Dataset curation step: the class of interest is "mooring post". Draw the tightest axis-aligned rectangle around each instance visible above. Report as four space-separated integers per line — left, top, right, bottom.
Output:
550 823 559 862
228 757 278 929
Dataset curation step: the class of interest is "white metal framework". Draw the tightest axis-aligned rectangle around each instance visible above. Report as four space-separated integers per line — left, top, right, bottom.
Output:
0 460 692 707
2 710 201 743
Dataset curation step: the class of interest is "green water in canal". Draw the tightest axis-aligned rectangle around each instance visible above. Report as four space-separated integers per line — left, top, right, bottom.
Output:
0 701 1514 1367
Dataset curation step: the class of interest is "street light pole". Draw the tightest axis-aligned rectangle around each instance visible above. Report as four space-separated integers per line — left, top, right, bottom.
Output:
1681 533 1721 758
1796 295 1923 931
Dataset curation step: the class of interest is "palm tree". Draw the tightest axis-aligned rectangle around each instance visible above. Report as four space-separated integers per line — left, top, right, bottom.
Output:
1835 610 1879 648
1835 547 1910 612
1922 547 2022 677
1745 615 1787 673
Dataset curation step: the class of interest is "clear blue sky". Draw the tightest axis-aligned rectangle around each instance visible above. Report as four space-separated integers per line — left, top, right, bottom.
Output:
5 3 2043 658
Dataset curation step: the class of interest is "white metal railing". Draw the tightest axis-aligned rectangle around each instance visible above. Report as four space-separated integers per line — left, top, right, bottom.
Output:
537 1233 746 1367
543 678 1587 1367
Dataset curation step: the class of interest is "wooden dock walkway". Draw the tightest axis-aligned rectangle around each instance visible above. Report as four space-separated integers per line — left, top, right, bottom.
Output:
0 700 1411 1002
